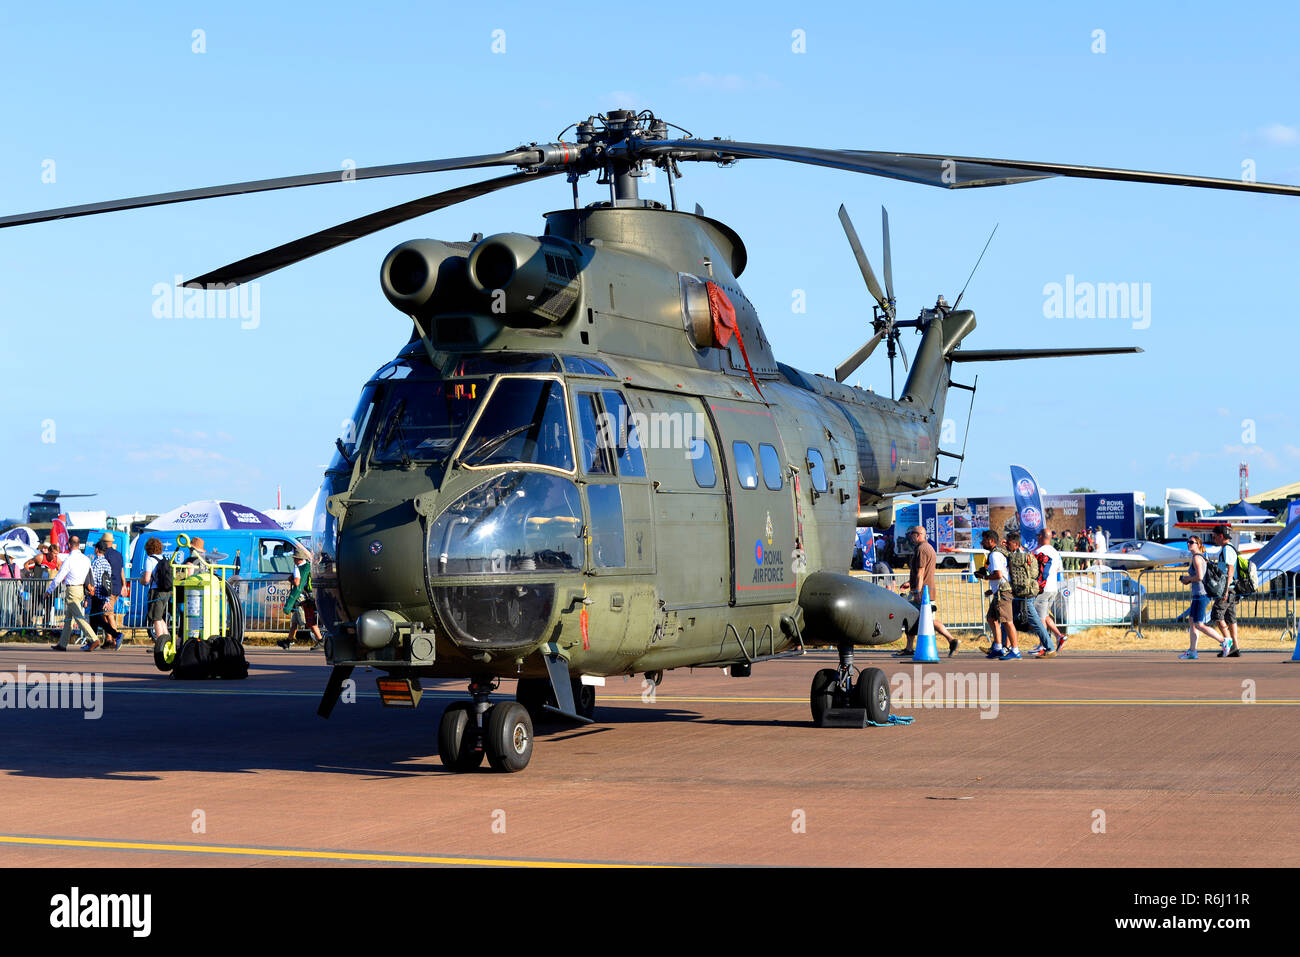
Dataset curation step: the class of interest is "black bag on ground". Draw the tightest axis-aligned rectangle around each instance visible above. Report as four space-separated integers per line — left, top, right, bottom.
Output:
171 637 216 680
214 634 249 680
171 635 248 680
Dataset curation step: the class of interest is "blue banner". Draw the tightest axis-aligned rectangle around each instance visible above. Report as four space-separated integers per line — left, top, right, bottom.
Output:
1009 464 1045 549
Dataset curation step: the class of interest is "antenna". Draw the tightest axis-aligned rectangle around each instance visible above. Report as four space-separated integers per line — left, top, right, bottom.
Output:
952 224 998 310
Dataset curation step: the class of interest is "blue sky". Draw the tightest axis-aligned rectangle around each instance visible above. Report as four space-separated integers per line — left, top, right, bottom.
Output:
1 0 1295 522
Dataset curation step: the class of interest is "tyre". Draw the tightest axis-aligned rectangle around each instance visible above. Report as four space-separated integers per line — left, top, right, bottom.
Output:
153 633 176 672
515 677 552 723
572 678 596 720
851 666 891 724
810 668 838 726
438 702 484 772
485 701 533 772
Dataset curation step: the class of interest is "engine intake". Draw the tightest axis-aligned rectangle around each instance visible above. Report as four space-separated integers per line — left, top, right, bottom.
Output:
465 233 582 323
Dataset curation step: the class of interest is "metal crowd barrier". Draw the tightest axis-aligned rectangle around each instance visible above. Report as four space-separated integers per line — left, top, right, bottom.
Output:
852 565 1299 641
0 574 299 638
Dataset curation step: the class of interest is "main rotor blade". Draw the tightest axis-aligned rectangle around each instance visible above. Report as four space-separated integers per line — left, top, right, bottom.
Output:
881 206 894 304
650 140 1300 196
950 346 1144 362
837 204 888 311
0 149 543 229
184 170 562 288
833 330 887 383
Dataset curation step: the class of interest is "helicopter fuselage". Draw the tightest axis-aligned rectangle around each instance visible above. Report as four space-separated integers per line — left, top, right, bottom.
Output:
312 203 968 686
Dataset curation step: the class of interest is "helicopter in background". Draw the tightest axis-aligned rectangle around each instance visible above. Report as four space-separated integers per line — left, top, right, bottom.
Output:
4 109 1296 771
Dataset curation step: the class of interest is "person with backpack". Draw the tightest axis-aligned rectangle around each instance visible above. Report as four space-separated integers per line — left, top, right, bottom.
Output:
1007 536 1053 657
142 537 173 644
1208 526 1241 657
976 531 1020 659
1178 536 1230 659
85 539 122 650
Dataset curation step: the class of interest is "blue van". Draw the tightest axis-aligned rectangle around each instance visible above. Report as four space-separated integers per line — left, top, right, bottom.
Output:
123 529 310 631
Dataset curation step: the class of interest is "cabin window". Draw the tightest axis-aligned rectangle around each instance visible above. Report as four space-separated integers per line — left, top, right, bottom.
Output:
807 448 828 493
733 441 759 490
587 484 625 568
759 443 783 491
690 438 717 488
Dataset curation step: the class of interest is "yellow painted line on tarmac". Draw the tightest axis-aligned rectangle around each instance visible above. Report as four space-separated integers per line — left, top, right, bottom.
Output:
0 834 648 867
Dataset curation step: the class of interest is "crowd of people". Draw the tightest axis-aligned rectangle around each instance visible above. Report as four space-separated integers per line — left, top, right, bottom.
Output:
890 522 1249 661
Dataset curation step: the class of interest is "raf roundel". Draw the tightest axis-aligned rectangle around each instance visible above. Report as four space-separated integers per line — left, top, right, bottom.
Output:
754 540 764 565
369 541 383 555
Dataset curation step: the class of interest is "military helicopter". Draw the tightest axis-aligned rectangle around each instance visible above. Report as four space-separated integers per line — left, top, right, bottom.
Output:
5 109 1298 772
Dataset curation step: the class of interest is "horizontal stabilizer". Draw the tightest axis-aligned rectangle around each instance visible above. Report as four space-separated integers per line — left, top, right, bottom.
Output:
950 346 1142 362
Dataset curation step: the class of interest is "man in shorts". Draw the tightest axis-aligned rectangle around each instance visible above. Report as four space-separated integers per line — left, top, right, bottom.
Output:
1209 525 1240 656
141 537 172 643
895 525 959 657
976 530 1019 659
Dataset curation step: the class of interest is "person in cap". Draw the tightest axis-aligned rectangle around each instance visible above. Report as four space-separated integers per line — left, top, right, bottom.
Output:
185 537 211 573
98 531 127 644
278 544 322 650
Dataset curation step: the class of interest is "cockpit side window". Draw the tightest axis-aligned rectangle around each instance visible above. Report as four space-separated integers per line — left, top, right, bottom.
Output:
460 377 574 472
600 389 646 478
576 392 614 475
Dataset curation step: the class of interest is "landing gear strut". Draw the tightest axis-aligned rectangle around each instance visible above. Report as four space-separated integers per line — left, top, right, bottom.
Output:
439 677 534 772
810 643 890 727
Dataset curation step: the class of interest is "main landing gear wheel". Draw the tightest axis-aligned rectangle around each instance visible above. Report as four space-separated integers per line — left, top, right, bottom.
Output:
573 679 596 721
438 701 484 771
485 701 533 772
515 677 550 724
850 666 891 724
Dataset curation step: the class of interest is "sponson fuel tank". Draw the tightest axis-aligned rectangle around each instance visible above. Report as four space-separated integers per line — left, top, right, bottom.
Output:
798 572 918 646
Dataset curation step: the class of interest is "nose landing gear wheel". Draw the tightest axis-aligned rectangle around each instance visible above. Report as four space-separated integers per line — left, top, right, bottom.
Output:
810 668 839 726
485 701 533 772
850 666 891 724
438 701 485 771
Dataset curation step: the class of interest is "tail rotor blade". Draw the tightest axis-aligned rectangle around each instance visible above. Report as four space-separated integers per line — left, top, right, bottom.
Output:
897 336 910 372
834 330 887 382
881 205 894 305
838 204 889 311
